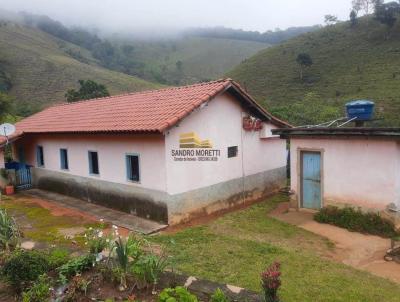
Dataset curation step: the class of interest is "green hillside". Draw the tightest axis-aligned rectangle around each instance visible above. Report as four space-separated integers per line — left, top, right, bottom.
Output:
112 36 269 85
227 17 400 126
0 22 160 115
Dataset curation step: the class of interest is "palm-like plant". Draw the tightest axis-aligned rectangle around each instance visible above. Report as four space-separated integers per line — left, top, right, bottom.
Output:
133 253 169 293
0 208 20 252
113 235 142 291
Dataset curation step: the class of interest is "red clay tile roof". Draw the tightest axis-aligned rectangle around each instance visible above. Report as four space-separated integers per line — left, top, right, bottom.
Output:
0 79 290 145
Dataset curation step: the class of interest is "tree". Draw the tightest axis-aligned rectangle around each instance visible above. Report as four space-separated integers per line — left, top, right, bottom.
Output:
176 60 183 71
324 15 338 26
65 80 110 102
352 0 379 16
0 93 14 123
374 1 400 38
350 10 358 27
352 0 381 37
121 44 134 56
296 53 313 80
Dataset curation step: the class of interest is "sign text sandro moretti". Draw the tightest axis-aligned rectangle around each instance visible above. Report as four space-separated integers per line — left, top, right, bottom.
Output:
171 132 221 162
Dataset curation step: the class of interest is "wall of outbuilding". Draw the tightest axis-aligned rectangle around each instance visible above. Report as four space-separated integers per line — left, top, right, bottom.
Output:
290 137 400 210
0 149 4 169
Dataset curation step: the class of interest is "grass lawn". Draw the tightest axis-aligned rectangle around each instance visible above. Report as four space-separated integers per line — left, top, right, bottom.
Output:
0 195 102 246
151 194 400 302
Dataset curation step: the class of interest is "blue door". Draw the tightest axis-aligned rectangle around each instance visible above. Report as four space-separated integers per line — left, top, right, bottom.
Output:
301 152 321 209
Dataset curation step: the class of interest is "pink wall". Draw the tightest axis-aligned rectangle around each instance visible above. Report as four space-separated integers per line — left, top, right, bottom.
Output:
165 92 286 195
0 149 4 169
291 138 400 210
15 134 167 192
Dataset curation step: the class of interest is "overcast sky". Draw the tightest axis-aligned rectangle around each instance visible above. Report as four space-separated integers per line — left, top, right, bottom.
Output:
0 0 352 32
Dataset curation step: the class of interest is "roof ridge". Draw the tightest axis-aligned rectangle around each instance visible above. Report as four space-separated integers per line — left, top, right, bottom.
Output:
46 78 232 110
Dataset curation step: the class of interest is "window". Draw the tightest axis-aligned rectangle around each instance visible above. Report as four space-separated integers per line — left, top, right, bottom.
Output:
36 146 44 167
60 148 69 170
227 146 238 158
88 151 99 175
126 154 140 182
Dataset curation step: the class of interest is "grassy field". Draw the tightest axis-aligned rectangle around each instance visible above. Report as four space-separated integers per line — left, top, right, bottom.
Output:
120 36 268 85
152 194 400 302
227 17 400 126
0 195 101 246
0 22 161 114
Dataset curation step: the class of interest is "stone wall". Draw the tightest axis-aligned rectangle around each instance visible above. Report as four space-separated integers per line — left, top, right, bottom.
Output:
158 271 263 302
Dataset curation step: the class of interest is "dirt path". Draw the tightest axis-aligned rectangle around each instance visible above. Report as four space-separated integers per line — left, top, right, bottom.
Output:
271 209 400 284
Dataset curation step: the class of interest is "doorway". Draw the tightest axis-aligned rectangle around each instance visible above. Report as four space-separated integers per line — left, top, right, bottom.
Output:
301 151 322 209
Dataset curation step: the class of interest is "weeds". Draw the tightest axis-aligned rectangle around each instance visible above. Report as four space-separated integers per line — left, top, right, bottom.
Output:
314 206 398 238
22 274 52 302
0 208 21 252
2 249 49 292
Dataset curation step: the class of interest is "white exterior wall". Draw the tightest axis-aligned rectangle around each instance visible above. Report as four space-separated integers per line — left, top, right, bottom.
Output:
290 138 400 210
17 134 167 192
243 126 286 177
165 92 286 195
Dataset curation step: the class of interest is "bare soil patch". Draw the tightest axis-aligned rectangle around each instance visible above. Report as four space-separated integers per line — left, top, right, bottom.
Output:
271 208 400 283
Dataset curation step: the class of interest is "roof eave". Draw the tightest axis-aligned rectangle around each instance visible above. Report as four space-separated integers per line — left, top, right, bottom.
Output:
228 81 292 128
272 127 400 139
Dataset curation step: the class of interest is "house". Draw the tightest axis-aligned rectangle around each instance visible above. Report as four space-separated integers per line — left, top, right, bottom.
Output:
0 79 290 224
272 127 400 213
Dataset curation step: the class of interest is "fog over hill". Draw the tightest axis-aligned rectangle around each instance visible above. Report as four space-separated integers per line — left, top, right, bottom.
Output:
0 0 351 34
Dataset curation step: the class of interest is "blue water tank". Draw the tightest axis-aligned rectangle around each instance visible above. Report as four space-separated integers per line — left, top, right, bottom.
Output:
345 100 375 121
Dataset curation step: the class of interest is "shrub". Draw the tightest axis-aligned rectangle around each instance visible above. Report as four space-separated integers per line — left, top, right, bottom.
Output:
314 206 398 238
47 247 70 269
261 262 281 302
0 208 21 252
22 274 52 302
158 286 198 302
2 249 49 291
84 226 108 254
64 275 92 301
210 288 229 302
133 253 169 289
57 254 95 284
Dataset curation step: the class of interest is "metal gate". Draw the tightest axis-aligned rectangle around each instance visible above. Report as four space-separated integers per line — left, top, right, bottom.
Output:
15 167 32 190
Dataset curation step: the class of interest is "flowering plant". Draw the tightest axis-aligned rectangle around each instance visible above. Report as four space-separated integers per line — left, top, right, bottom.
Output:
84 223 108 254
261 261 281 302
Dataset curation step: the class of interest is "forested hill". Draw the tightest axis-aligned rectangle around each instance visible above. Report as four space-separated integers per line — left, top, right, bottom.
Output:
228 16 400 127
8 12 321 87
185 25 321 44
0 22 160 115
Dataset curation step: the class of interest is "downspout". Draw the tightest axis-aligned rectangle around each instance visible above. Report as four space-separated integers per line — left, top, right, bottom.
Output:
240 112 246 204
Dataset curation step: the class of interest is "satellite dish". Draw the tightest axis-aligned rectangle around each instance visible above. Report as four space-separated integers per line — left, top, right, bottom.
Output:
0 123 16 137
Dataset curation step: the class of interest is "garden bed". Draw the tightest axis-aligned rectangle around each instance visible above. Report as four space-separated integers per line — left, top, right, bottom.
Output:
314 205 399 238
0 204 276 302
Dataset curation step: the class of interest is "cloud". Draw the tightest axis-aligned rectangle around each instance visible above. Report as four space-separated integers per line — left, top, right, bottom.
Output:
0 0 352 32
